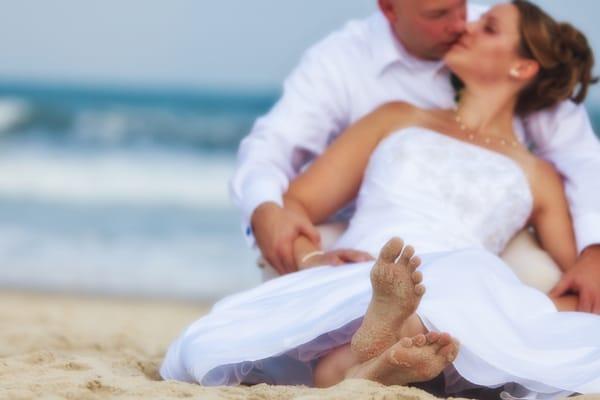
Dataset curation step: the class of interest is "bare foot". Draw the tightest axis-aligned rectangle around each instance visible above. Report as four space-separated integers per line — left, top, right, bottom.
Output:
351 238 424 361
348 332 459 386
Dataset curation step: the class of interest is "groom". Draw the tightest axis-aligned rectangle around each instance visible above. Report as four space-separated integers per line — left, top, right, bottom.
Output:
230 0 600 313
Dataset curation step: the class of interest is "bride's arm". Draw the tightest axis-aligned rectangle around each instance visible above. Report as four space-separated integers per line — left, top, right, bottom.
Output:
529 160 578 272
284 102 416 263
284 102 414 224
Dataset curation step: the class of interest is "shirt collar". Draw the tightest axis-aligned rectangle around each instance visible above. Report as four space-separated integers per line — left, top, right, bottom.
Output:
369 11 447 76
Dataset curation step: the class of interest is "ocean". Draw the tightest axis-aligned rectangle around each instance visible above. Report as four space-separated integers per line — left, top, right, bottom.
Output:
0 83 599 300
0 83 277 300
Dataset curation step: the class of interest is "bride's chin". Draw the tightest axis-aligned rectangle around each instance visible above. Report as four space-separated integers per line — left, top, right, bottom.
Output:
443 54 466 78
443 50 458 67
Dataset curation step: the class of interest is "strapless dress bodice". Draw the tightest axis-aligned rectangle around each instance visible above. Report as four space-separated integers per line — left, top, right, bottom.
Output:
334 127 533 255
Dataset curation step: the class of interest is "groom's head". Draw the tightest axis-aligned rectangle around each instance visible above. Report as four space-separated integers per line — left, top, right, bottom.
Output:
378 0 467 60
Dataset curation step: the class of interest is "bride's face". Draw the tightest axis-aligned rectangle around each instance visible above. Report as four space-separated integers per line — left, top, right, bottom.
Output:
444 3 526 85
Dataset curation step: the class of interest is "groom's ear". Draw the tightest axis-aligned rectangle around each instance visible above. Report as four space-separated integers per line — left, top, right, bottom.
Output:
509 59 539 82
378 0 399 24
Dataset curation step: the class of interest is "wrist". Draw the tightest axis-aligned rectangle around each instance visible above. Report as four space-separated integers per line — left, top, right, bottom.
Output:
300 250 326 266
294 235 322 267
251 202 282 227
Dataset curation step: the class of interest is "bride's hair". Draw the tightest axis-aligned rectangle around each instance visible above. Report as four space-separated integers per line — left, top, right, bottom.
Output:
452 0 597 116
513 0 597 115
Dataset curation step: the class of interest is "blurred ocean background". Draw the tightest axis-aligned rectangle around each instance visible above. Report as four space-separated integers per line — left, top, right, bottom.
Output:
0 0 598 300
0 85 276 299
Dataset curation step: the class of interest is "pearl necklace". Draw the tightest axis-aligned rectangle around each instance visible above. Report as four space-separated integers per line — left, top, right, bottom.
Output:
454 108 519 148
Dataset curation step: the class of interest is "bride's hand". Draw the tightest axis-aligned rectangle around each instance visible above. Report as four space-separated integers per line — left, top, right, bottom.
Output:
299 249 374 269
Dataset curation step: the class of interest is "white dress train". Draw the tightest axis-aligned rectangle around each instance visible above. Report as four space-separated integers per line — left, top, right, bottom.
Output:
161 128 600 399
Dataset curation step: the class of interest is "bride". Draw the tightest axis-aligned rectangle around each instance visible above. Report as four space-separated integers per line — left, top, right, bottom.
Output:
161 1 600 398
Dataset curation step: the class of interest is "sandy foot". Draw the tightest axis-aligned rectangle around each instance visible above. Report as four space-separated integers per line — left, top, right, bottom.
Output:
351 238 424 361
348 332 459 386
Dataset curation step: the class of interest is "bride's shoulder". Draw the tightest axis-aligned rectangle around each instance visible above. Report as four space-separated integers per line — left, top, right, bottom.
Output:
370 101 426 131
373 101 422 117
514 151 556 183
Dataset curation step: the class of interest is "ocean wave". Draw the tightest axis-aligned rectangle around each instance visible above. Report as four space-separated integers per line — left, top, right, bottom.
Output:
0 98 32 133
1 84 599 153
0 147 237 208
6 102 258 151
0 84 277 151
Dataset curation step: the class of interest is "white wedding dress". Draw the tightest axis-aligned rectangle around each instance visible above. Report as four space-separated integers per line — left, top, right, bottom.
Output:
161 127 600 399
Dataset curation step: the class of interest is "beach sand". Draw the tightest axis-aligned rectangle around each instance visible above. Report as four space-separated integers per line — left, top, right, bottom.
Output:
1 291 597 400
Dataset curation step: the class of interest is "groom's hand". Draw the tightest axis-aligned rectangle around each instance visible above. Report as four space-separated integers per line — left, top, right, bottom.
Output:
251 202 321 275
551 245 600 314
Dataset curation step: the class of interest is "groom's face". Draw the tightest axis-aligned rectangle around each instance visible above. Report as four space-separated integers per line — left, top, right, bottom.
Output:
379 0 467 60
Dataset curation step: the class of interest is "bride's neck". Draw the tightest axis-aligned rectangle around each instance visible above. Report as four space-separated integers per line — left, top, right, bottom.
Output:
456 87 518 139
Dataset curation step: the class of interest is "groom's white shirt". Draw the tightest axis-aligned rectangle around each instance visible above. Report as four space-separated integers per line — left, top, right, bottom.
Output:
230 4 600 253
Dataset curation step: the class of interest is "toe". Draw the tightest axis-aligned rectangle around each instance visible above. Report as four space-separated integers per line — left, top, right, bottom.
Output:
414 284 426 296
399 245 415 265
437 333 452 346
408 256 421 271
451 338 460 352
413 334 427 346
429 333 451 351
399 337 413 348
438 343 459 362
425 332 440 344
411 271 423 284
378 238 404 263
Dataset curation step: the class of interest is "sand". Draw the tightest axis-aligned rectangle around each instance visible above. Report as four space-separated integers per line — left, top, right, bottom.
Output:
0 290 597 400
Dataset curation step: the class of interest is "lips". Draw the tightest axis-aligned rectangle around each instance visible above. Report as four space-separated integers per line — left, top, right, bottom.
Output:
453 38 469 49
444 40 458 47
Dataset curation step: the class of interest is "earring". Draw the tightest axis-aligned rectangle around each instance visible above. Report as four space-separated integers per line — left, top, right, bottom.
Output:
510 68 519 78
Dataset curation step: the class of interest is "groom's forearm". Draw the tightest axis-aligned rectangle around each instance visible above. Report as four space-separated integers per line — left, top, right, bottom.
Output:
230 161 289 229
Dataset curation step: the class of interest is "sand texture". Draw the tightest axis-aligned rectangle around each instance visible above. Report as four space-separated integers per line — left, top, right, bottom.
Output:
1 291 597 400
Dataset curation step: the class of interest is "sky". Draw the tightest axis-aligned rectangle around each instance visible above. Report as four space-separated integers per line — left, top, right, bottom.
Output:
0 0 598 100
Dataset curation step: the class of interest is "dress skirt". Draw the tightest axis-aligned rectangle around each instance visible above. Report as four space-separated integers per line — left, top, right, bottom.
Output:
160 248 600 399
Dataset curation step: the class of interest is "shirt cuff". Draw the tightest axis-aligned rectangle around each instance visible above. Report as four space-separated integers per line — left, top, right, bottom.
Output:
239 182 285 248
573 212 600 254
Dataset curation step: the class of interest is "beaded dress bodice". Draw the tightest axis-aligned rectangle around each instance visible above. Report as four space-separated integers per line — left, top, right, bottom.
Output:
334 127 533 255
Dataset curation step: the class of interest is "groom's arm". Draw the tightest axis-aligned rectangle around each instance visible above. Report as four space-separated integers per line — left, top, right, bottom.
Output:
229 34 351 273
527 101 600 313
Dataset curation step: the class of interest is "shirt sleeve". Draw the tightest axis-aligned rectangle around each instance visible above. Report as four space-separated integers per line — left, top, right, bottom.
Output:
526 101 600 253
229 35 350 245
